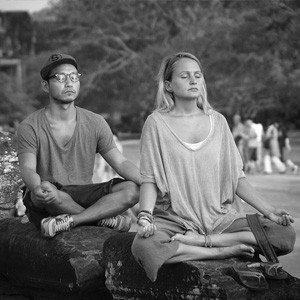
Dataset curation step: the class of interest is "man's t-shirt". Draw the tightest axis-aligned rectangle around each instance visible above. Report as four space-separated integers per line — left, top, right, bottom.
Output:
17 107 116 185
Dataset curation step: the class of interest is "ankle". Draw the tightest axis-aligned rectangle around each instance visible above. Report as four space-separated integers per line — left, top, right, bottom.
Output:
69 215 77 227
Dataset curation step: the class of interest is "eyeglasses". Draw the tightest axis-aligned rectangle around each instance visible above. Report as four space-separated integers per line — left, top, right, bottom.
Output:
48 72 81 83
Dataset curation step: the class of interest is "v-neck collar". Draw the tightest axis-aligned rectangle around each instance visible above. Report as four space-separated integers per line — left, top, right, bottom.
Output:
155 111 214 151
42 107 79 149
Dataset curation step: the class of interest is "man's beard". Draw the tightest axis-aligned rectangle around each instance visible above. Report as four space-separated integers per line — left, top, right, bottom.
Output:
52 96 75 105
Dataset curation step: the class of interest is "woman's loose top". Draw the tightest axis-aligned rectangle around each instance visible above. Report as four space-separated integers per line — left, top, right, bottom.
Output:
140 110 245 235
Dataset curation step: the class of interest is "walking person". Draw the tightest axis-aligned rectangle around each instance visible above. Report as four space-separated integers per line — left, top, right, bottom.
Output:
243 119 258 173
252 121 264 172
278 122 298 174
263 122 286 174
232 114 246 164
131 52 295 283
17 53 141 238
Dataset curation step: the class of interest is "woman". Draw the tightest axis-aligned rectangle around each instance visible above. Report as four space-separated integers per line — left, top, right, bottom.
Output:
277 122 298 174
232 114 246 164
131 52 295 282
263 122 286 174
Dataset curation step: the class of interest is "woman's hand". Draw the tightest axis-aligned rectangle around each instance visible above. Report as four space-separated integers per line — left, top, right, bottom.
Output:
137 218 156 238
266 208 294 226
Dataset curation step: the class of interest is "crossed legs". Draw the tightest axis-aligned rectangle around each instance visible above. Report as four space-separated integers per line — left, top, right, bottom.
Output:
32 180 139 227
132 227 255 282
167 230 256 264
169 216 295 263
171 230 257 248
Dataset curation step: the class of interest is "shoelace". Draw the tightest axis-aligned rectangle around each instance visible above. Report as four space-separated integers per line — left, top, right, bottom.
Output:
55 216 71 233
99 217 118 228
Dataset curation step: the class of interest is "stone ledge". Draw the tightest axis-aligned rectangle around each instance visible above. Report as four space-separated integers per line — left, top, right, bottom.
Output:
0 218 117 300
0 131 23 219
103 232 300 300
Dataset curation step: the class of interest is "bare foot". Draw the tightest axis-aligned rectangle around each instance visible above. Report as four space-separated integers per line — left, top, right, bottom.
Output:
219 244 255 259
172 230 205 246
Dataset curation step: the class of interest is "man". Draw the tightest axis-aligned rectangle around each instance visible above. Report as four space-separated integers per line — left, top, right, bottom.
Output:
243 119 257 173
231 114 246 163
17 53 140 238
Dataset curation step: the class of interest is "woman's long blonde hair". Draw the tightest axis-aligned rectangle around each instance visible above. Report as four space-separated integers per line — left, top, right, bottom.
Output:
155 52 212 114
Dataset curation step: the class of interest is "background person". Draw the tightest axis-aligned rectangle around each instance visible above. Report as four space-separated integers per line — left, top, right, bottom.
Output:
278 122 298 174
93 130 124 183
252 121 264 173
243 119 258 173
232 114 246 164
263 122 286 174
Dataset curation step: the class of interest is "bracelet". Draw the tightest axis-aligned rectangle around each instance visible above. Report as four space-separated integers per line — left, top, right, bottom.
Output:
139 210 153 215
137 211 154 224
138 215 152 223
137 216 153 225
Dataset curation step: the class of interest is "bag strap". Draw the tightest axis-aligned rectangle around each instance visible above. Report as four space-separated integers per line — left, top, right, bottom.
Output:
246 214 279 263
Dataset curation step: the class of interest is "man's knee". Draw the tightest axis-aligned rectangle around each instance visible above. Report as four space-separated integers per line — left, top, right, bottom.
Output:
123 181 139 207
279 225 296 255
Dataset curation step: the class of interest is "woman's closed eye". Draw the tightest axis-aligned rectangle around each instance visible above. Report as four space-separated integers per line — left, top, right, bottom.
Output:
180 72 202 79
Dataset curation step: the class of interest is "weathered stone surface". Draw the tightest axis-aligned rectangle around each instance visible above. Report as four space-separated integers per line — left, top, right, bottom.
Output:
0 132 23 219
103 233 300 300
0 218 118 299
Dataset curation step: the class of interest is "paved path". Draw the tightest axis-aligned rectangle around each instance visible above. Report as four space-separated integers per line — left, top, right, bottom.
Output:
122 139 300 278
246 173 300 278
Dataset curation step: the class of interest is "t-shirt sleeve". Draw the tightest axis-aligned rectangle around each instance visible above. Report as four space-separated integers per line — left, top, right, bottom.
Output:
16 122 38 156
96 117 117 155
140 117 157 184
140 115 168 195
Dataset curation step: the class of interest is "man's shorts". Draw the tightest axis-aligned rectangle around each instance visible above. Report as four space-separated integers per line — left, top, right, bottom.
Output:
23 178 125 229
248 147 257 161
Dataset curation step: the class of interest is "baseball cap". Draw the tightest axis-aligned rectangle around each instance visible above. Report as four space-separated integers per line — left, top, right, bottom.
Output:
40 53 78 80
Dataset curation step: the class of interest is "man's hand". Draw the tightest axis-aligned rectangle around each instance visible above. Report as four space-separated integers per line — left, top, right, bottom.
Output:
32 181 57 204
40 181 57 203
267 208 294 226
137 218 156 238
32 185 48 201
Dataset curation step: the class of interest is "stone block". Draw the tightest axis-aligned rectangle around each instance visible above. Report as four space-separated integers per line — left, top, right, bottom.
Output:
103 232 300 300
0 132 23 219
0 218 118 300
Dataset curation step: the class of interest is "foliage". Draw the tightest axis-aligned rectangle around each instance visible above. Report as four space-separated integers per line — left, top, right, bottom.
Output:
0 72 36 127
18 0 300 130
0 11 34 57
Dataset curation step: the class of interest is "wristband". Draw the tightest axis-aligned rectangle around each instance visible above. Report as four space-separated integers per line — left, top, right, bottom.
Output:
139 209 153 215
137 216 152 225
137 211 154 224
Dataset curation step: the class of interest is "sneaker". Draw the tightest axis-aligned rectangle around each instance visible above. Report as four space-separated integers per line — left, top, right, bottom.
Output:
41 214 74 238
98 215 131 232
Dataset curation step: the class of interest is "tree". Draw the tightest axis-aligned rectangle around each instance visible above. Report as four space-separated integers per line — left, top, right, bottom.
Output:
22 0 300 129
0 72 36 126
